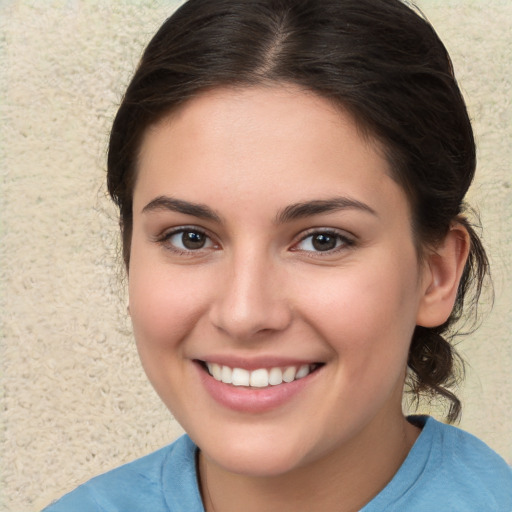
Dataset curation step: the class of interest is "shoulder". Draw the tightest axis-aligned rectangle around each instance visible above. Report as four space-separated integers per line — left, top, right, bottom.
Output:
410 417 512 510
41 434 204 512
431 417 512 483
427 417 512 510
364 416 512 512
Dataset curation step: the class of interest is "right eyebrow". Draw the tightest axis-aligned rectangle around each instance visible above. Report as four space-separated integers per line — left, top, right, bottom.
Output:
141 196 222 223
276 196 377 224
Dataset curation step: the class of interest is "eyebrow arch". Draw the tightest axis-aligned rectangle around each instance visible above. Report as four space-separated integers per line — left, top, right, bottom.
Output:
276 197 377 224
141 196 222 223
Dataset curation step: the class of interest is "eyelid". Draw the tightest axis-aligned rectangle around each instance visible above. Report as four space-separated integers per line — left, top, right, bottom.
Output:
290 227 356 253
155 225 219 254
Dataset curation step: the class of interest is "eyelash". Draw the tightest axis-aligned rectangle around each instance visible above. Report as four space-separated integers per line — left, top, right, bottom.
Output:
155 227 355 256
291 229 355 255
156 227 217 255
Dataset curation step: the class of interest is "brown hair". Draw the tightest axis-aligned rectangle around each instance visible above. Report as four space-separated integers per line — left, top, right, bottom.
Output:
108 0 490 422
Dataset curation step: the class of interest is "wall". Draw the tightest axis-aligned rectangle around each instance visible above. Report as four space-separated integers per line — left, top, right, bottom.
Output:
0 1 510 511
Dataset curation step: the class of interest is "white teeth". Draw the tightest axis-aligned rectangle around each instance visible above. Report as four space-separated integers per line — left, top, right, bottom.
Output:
210 363 222 380
232 368 250 386
282 366 297 383
250 368 269 388
206 363 317 388
268 367 283 385
296 364 310 379
221 365 232 384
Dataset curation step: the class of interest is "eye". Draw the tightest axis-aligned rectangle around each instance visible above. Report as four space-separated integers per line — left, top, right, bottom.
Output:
293 231 353 253
162 228 215 252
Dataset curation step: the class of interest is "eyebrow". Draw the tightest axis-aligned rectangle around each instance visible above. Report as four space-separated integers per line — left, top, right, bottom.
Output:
141 195 376 224
276 197 377 224
141 196 222 222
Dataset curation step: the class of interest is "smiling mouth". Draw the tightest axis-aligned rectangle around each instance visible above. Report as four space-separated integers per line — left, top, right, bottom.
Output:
198 361 323 388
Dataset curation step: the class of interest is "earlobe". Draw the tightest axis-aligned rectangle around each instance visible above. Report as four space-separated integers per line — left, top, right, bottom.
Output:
416 224 470 328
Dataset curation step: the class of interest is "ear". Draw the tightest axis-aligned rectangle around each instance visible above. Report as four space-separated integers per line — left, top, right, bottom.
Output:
416 224 470 328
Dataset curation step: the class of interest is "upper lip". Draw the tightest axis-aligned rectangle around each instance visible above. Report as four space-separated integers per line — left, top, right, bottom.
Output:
194 355 324 371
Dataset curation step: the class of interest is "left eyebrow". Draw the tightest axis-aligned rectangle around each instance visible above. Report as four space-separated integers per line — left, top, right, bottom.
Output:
276 197 377 224
141 196 222 223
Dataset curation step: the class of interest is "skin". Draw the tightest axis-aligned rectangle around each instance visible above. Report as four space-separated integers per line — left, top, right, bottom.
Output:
128 85 469 511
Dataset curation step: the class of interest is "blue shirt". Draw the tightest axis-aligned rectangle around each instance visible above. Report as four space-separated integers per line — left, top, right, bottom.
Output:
43 416 512 511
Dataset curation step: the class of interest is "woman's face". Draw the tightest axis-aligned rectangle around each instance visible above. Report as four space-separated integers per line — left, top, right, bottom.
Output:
129 85 430 476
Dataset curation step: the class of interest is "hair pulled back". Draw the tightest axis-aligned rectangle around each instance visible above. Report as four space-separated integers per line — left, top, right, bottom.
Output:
108 0 490 422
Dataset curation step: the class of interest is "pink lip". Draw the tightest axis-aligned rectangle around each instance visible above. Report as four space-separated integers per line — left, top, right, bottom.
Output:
195 361 322 414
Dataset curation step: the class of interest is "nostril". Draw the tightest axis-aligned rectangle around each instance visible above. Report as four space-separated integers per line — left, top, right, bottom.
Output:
208 300 293 339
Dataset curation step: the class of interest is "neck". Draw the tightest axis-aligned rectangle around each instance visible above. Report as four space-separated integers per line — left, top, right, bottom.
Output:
199 412 421 512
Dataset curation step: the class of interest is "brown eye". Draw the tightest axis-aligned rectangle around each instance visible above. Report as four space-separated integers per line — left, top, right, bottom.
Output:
293 230 353 254
311 233 337 251
181 231 207 249
164 229 215 252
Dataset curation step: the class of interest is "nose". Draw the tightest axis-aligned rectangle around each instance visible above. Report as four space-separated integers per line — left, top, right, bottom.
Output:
208 252 292 340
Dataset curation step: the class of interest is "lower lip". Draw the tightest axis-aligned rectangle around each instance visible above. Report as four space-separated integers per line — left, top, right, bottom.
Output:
196 363 321 413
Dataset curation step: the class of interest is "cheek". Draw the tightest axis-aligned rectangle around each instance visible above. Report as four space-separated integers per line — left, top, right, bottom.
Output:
127 255 216 413
128 253 212 354
294 253 420 366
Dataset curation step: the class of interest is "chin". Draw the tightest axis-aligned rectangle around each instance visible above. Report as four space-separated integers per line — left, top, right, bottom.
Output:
193 423 320 478
212 447 307 478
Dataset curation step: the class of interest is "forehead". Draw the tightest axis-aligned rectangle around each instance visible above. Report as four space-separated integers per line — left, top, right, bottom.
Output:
134 85 407 223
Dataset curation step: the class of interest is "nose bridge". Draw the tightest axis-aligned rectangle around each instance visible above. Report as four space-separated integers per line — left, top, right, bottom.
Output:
210 243 291 339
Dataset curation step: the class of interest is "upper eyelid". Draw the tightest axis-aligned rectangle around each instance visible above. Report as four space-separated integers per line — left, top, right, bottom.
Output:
295 226 355 241
155 225 217 247
159 226 354 239
290 228 356 252
157 225 210 239
155 227 219 256
153 225 355 250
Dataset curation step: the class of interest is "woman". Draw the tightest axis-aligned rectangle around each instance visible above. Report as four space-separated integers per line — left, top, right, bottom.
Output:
44 0 512 510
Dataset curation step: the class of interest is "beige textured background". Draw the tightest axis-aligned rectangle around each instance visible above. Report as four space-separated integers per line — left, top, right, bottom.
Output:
0 1 510 511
